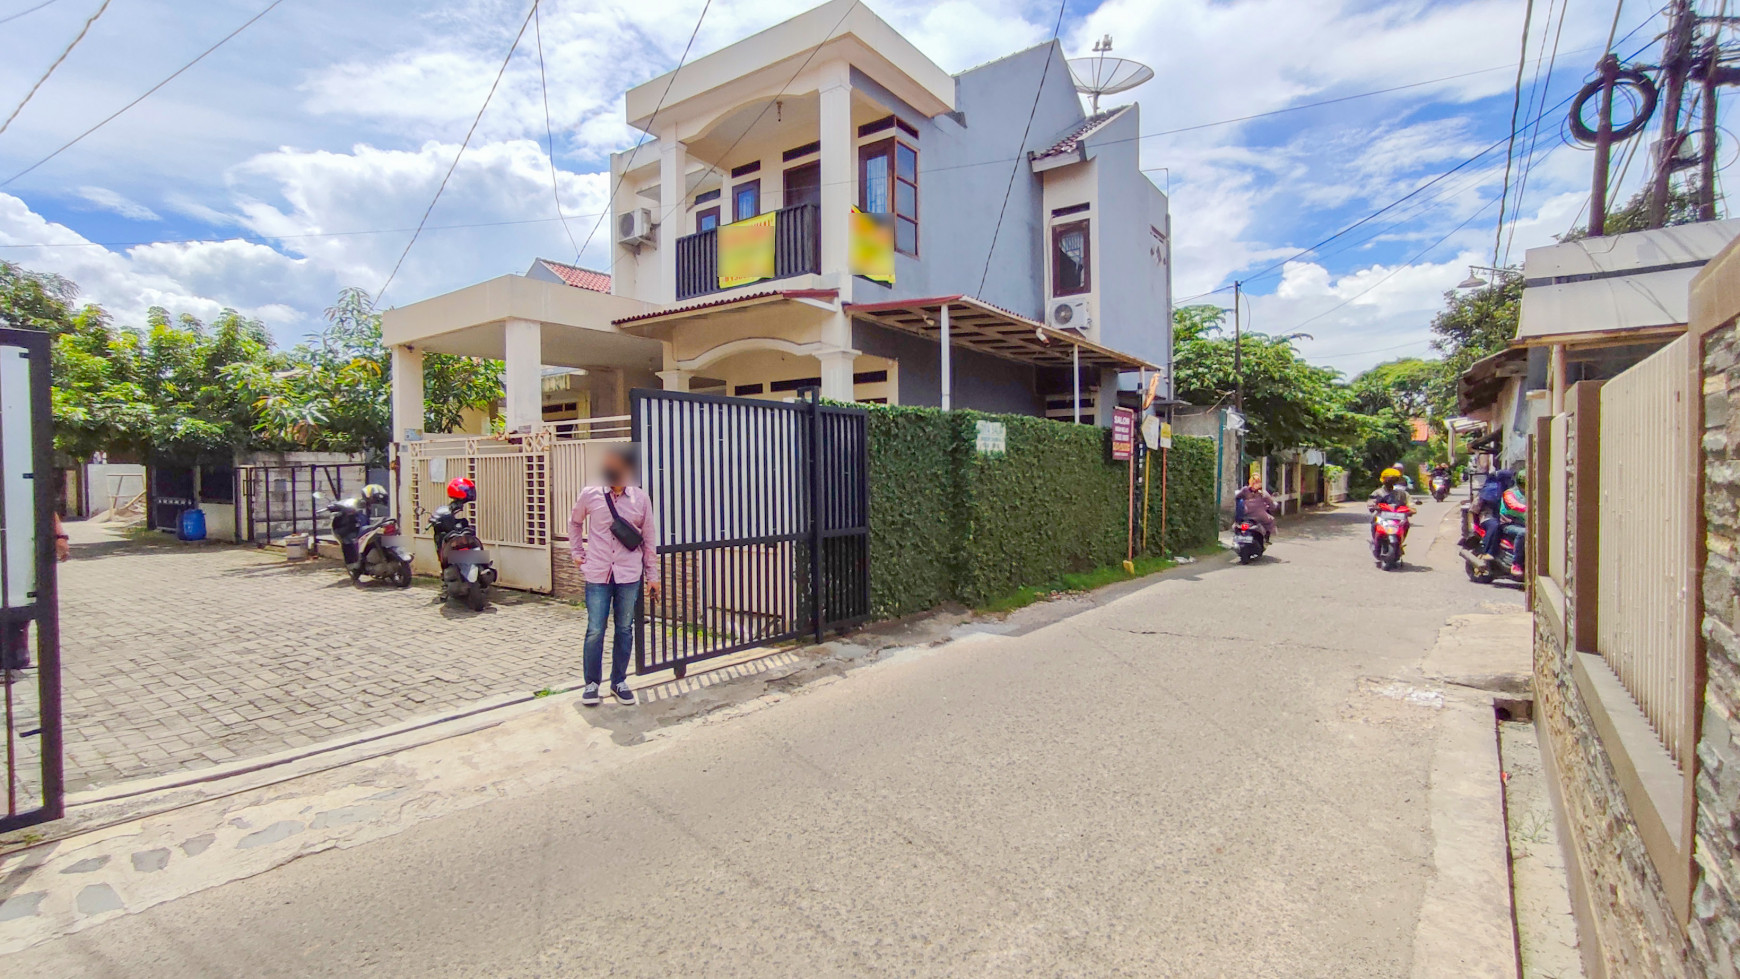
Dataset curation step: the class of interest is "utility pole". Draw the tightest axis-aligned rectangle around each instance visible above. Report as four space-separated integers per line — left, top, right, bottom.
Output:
1648 0 1697 227
1590 54 1620 238
1699 26 1723 220
1232 280 1243 413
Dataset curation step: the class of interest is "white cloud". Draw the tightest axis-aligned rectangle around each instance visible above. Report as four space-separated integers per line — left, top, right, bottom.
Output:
73 187 161 222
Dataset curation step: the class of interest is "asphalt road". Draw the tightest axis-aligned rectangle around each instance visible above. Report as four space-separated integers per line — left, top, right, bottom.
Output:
12 500 1521 978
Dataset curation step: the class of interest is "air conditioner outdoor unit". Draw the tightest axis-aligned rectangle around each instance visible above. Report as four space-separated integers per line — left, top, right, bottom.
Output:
617 208 654 246
1049 298 1089 330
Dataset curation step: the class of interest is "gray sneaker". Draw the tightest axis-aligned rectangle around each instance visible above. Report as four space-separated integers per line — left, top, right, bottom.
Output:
580 682 601 706
612 683 636 706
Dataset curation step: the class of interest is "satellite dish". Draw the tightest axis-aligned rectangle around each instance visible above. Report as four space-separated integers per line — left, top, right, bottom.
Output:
1068 36 1154 113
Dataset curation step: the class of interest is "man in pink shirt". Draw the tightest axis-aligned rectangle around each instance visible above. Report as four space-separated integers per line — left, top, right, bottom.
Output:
569 445 660 706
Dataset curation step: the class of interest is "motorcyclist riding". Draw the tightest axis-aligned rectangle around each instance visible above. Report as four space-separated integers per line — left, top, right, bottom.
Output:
1474 468 1518 568
1369 468 1413 516
1234 476 1278 541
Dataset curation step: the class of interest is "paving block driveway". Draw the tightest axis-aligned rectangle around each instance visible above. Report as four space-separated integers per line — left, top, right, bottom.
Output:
57 525 596 792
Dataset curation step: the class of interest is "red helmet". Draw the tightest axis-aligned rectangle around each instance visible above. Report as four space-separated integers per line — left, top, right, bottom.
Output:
445 477 476 503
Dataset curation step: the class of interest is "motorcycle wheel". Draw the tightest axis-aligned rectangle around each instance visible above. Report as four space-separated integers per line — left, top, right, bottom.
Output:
392 560 413 588
465 579 487 611
1465 558 1494 584
1239 551 1253 565
1381 541 1401 570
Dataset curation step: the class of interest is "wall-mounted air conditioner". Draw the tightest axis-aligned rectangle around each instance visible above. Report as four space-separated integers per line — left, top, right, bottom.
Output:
617 208 654 246
1049 298 1089 330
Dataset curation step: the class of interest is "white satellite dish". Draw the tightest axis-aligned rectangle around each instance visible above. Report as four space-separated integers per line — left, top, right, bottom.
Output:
1068 36 1155 113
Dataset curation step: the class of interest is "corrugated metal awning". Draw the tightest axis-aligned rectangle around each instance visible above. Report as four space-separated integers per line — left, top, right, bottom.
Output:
847 295 1158 370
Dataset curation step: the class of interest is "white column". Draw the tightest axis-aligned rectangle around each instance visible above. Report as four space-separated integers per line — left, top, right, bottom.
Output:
391 344 424 439
656 369 693 392
939 303 952 411
659 132 687 303
818 76 854 301
817 349 859 401
1094 367 1119 426
503 317 543 433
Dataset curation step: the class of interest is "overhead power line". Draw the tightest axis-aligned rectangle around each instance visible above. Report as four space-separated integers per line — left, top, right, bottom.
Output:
577 0 715 265
0 0 61 26
0 0 112 138
0 210 605 251
0 0 287 188
978 0 1069 296
533 5 581 261
1502 0 1571 265
375 0 540 305
1492 0 1537 268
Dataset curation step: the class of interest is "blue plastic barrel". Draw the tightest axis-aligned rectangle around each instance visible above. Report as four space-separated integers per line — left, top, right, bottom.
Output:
178 507 207 541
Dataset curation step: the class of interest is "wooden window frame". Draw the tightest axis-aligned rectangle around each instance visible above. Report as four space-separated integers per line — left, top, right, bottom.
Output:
1051 219 1091 296
732 180 760 222
858 137 918 257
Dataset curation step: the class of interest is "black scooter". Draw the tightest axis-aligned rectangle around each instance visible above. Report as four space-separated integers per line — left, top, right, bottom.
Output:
1233 519 1269 563
322 489 413 587
430 500 496 611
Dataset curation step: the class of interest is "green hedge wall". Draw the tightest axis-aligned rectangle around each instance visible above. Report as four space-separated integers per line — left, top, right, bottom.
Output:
864 403 1217 618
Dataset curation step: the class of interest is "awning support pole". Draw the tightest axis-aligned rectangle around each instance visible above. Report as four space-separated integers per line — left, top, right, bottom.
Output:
1072 342 1081 424
940 303 951 412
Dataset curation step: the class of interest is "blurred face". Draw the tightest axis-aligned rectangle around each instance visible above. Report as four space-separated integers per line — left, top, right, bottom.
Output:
602 452 634 487
1247 477 1261 492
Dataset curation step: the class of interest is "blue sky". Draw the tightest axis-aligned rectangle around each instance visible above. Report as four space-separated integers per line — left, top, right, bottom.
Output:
0 0 1695 374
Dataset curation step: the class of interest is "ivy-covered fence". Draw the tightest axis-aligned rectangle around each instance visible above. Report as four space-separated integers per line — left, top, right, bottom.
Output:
865 404 1219 618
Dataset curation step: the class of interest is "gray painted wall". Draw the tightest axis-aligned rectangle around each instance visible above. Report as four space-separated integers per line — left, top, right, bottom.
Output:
854 320 1044 414
854 42 1086 319
1081 108 1172 370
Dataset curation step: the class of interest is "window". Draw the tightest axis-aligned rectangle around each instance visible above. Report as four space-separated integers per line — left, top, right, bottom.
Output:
783 162 820 209
733 180 760 222
860 138 918 256
696 206 720 233
1052 220 1090 296
694 188 720 204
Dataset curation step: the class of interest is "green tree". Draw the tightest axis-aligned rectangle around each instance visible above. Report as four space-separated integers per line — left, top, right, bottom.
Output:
1347 357 1450 418
1171 305 1362 457
1429 273 1521 380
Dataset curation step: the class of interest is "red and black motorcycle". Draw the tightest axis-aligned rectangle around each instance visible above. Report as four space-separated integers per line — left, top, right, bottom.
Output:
429 477 496 611
1370 502 1414 571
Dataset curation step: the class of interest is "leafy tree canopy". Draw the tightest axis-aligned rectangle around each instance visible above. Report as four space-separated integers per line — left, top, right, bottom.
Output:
3 262 504 463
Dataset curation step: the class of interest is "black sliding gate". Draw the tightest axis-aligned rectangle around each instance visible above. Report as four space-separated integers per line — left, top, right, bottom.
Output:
632 387 869 678
0 327 63 833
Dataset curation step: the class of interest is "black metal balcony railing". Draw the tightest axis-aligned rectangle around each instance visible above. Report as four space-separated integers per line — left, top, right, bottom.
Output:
675 203 820 300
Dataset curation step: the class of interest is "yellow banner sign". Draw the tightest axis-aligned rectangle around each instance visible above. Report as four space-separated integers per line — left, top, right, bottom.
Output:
718 212 776 289
850 207 894 284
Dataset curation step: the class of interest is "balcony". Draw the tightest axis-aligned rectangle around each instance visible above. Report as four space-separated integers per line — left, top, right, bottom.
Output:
675 203 820 300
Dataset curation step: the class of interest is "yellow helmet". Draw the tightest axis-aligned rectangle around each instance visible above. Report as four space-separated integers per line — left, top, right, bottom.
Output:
1380 467 1403 482
361 483 389 506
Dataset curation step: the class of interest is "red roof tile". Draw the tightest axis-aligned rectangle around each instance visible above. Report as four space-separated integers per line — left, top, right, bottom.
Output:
535 258 612 293
1031 105 1130 161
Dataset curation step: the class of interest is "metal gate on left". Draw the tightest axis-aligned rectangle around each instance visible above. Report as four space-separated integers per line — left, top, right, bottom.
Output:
0 327 64 833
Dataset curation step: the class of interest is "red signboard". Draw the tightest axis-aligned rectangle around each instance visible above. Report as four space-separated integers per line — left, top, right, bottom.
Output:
1111 407 1136 461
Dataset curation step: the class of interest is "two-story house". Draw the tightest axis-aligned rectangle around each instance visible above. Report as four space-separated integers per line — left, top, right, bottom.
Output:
383 0 1171 439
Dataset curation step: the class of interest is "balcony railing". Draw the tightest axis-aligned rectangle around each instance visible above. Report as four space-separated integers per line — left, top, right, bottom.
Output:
675 203 820 300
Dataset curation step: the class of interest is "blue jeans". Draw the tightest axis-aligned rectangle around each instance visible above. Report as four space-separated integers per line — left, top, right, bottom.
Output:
583 581 640 687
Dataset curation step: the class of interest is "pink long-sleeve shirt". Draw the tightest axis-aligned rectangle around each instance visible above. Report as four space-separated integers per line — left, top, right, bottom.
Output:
569 485 660 585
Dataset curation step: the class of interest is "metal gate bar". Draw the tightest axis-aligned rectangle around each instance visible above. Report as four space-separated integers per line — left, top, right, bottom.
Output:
0 327 63 833
632 388 869 678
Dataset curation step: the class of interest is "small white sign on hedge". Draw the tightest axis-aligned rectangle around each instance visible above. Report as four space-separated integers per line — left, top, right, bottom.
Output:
974 420 1006 456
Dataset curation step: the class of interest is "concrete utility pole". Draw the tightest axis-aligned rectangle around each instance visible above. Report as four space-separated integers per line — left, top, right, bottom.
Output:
1232 280 1243 414
1589 55 1620 238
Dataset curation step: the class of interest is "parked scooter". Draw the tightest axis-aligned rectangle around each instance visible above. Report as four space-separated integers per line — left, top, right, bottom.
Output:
1370 502 1414 570
1459 488 1528 584
429 476 496 611
1233 519 1269 564
324 484 412 587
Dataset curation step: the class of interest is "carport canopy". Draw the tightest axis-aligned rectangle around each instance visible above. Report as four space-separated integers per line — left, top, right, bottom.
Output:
845 295 1159 371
